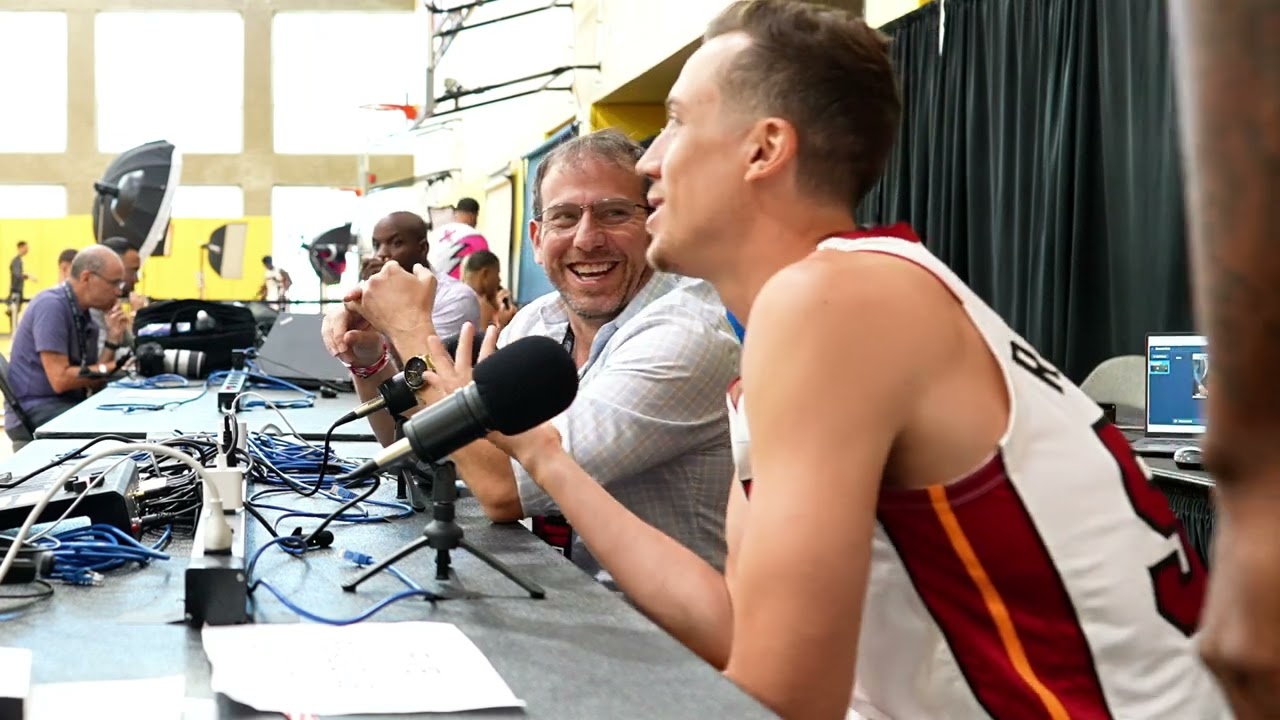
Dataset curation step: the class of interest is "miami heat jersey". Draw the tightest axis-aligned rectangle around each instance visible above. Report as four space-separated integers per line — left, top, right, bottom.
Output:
727 228 1228 720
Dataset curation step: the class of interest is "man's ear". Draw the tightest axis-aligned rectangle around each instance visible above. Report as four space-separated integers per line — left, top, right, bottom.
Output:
530 220 545 266
743 117 799 184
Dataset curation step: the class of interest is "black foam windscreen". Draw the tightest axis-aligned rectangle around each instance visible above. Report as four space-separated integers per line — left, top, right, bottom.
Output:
474 335 578 435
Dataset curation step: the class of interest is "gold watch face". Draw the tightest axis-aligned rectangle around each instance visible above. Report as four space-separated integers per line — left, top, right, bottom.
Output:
404 356 428 389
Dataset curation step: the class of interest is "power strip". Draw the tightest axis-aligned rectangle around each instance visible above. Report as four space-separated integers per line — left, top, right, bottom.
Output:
216 370 249 412
186 501 247 626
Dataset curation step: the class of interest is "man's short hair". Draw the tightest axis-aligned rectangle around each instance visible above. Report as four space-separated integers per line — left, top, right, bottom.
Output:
262 255 273 267
69 246 114 278
533 129 648 215
705 0 901 205
102 236 133 257
58 248 77 265
455 197 480 215
463 250 500 274
16 241 27 250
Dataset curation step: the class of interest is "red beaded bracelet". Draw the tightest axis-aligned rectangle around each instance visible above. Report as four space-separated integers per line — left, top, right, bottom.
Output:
347 345 390 379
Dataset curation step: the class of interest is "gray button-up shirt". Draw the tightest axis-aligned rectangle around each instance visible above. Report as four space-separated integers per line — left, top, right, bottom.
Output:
498 272 740 581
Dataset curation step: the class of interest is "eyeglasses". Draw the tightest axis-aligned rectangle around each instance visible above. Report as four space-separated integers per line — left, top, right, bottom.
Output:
92 272 126 291
536 199 650 232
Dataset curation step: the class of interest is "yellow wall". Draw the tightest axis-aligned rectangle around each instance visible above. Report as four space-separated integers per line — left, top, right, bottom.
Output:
0 216 272 332
589 104 667 139
138 217 273 302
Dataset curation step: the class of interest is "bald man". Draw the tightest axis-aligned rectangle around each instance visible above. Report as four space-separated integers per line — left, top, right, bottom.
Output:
358 211 480 339
5 246 130 449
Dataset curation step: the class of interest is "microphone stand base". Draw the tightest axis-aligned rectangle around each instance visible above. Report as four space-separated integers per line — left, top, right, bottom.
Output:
340 461 545 601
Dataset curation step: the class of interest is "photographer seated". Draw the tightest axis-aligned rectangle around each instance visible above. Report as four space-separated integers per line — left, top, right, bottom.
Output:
96 237 144 354
4 246 129 449
325 130 740 582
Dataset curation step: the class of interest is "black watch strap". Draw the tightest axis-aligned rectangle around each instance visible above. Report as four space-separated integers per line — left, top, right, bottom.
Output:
104 340 121 351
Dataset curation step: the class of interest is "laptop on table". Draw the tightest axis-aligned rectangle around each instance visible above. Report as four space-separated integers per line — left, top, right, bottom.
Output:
252 312 354 393
1130 333 1208 457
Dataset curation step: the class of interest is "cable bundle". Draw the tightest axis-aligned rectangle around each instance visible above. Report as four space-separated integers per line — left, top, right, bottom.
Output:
32 524 171 586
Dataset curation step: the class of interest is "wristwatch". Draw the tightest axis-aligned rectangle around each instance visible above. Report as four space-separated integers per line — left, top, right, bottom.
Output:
402 355 434 390
96 363 107 375
104 340 121 351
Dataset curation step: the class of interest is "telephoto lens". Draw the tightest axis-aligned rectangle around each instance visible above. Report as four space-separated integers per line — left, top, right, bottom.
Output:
135 342 208 379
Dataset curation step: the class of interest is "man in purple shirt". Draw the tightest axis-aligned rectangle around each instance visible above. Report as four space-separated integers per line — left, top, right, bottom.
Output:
5 246 130 449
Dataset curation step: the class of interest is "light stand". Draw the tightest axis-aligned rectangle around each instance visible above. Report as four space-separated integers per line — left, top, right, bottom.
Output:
342 459 545 600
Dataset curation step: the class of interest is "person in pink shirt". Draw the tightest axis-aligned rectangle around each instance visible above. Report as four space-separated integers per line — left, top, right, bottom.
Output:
429 197 490 279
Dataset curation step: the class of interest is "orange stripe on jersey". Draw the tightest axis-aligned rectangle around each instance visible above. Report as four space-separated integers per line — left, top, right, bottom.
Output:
927 485 1071 720
878 454 1113 719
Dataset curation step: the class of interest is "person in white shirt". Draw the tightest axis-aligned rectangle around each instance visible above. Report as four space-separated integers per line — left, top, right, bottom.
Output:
428 197 490 280
259 255 291 310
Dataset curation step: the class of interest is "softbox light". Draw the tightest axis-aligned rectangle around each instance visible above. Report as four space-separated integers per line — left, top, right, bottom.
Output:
205 223 247 280
92 140 182 263
306 224 352 286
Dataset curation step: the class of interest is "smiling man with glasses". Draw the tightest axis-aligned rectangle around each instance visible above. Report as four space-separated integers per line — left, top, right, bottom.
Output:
344 128 741 582
4 245 130 449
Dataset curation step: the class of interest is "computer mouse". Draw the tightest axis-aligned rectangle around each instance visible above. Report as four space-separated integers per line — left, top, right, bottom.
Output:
1173 446 1204 471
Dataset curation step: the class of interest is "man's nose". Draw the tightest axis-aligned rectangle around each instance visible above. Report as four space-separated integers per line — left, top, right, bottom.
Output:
572 215 607 251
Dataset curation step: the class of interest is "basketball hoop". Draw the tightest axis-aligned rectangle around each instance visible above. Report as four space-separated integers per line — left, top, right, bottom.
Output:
359 103 419 122
334 186 365 197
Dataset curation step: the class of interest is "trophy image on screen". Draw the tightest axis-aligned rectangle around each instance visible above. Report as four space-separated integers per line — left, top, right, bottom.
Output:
1192 353 1209 399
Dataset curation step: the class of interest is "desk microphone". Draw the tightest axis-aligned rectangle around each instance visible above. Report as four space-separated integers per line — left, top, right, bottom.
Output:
335 333 482 426
336 335 577 482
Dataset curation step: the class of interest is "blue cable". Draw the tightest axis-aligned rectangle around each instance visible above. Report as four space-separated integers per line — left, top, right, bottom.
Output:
99 347 315 413
111 373 190 389
248 542 435 625
31 524 172 586
252 582 435 626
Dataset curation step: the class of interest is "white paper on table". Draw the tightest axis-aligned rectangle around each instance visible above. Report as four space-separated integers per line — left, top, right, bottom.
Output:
30 675 185 719
201 621 525 715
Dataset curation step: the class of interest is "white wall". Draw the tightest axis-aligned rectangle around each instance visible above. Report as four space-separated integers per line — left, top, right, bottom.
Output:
573 0 730 105
865 0 924 27
412 0 581 199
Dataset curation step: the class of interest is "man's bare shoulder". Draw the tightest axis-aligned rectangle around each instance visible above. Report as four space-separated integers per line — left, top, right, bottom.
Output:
752 247 963 356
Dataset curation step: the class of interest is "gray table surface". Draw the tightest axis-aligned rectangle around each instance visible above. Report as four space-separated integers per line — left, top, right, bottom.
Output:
34 384 376 442
0 439 772 719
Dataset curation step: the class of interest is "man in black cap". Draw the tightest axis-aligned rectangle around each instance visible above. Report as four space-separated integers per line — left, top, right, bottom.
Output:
428 196 490 280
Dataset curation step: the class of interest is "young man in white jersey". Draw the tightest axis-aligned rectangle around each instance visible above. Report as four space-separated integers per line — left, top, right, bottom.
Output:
418 1 1227 717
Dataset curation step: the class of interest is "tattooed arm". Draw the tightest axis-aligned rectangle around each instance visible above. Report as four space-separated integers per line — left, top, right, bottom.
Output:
1170 3 1280 718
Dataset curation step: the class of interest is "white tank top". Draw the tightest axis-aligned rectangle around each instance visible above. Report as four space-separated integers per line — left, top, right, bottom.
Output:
727 228 1228 720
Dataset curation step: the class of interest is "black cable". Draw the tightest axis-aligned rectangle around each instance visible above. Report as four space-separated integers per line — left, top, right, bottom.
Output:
0 434 139 489
0 579 54 614
294 422 339 499
302 477 382 547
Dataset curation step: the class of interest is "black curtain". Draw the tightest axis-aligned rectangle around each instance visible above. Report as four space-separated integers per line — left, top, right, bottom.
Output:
858 0 1192 382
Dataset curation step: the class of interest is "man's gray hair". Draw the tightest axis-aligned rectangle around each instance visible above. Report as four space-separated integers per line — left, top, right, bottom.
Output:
69 245 120 279
532 129 649 215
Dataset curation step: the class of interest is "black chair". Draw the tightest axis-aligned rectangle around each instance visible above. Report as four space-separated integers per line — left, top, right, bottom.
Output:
0 351 36 437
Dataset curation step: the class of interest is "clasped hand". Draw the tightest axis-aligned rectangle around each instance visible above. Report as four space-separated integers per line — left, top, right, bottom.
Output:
322 261 437 367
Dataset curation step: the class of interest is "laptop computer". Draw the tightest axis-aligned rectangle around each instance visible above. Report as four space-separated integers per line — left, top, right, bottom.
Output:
1130 333 1208 457
252 312 354 393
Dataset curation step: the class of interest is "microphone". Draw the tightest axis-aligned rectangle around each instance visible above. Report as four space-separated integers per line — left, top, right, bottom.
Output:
334 332 483 426
336 335 578 482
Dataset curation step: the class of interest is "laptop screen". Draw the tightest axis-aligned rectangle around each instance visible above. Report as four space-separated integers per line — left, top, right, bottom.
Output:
1145 334 1209 435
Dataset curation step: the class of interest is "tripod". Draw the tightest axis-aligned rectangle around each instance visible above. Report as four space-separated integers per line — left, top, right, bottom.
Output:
342 460 546 599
